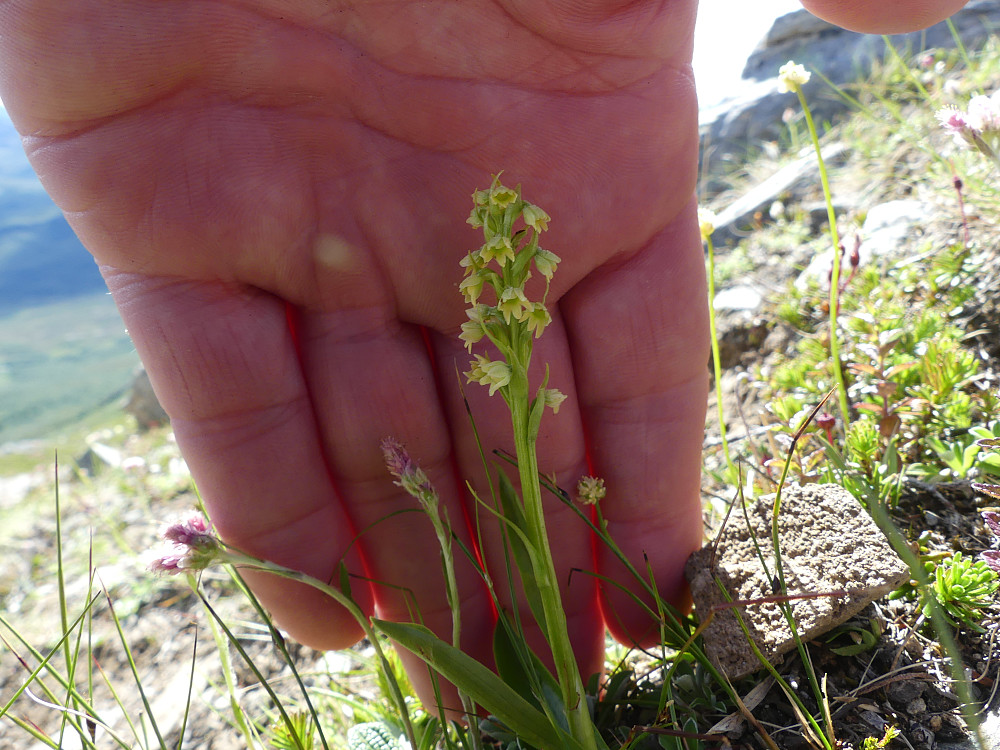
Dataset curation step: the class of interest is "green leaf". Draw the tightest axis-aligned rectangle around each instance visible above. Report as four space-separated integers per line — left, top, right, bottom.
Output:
497 470 548 637
492 616 542 710
826 625 878 656
374 619 582 750
347 722 398 750
492 620 569 734
338 561 352 600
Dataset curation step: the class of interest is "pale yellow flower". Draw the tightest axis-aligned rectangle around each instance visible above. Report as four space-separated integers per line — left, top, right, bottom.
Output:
459 271 485 306
542 388 567 414
490 184 519 208
533 248 561 281
467 206 486 228
459 320 485 351
777 61 810 93
481 233 516 267
576 476 606 506
524 302 552 338
498 286 530 324
459 305 491 351
697 207 717 243
522 203 551 233
480 359 512 395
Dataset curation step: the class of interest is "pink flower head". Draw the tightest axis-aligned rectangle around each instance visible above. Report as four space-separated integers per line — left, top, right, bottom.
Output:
982 550 1000 575
381 436 416 479
147 550 189 574
380 436 433 497
936 106 974 145
148 511 222 575
983 510 1000 538
161 512 216 549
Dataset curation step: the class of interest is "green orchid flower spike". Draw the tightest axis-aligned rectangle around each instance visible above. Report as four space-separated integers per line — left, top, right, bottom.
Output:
459 176 599 750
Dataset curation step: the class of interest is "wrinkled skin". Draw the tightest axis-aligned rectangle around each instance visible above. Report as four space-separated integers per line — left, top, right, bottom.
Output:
0 0 967 710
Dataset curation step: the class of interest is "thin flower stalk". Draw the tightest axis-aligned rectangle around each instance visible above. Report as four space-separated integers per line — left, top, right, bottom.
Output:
380 437 482 742
779 60 851 431
147 513 418 750
699 207 736 482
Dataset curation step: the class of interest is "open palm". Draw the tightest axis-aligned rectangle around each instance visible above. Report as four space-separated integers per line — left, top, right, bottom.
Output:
2 0 962 710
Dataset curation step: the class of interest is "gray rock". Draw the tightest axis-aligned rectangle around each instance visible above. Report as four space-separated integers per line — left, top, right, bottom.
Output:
714 285 763 312
685 483 909 679
0 471 45 509
794 198 930 289
707 142 848 246
861 199 931 260
124 366 169 431
743 2 1000 83
75 441 123 475
701 2 1000 185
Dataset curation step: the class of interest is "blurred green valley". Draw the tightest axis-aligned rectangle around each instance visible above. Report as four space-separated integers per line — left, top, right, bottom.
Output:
0 111 138 447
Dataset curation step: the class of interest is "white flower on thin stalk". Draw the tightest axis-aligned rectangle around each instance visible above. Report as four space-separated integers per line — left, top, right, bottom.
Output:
777 61 811 94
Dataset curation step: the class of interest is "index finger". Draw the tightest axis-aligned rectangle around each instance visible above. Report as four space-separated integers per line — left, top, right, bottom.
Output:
559 199 709 646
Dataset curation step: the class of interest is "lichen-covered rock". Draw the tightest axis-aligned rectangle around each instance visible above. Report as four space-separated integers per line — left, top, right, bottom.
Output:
685 483 909 679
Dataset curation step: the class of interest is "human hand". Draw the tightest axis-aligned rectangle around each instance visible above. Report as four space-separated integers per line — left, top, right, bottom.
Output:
0 0 709 706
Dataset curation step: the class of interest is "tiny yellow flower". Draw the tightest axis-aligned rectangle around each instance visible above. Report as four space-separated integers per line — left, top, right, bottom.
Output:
481 233 516 267
777 61 810 93
576 476 606 506
522 203 551 233
459 271 485 306
697 207 717 243
533 247 561 281
542 388 567 414
480 359 512 395
464 353 491 383
498 287 530 324
524 302 552 338
472 188 491 207
467 206 486 228
459 320 485 351
490 184 519 209
459 305 490 351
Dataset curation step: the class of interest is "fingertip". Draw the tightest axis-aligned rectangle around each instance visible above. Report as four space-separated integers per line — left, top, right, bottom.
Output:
799 0 968 34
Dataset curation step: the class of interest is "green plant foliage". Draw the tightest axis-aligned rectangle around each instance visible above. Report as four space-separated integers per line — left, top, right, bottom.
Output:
272 712 318 750
920 552 998 631
347 722 406 750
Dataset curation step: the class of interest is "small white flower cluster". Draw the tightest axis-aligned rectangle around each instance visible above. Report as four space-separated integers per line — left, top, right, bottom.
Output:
937 90 1000 165
777 60 811 94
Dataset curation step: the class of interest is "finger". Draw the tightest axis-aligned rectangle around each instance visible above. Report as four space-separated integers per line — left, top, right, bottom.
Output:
559 198 709 647
430 312 607 686
291 305 496 712
798 0 968 33
103 270 372 649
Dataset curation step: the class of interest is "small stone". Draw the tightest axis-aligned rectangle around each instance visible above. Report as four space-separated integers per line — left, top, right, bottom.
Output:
887 677 925 707
714 285 763 312
685 483 910 679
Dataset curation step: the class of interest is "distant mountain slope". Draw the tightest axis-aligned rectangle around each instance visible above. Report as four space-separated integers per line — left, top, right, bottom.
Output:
0 109 137 444
0 110 109 315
